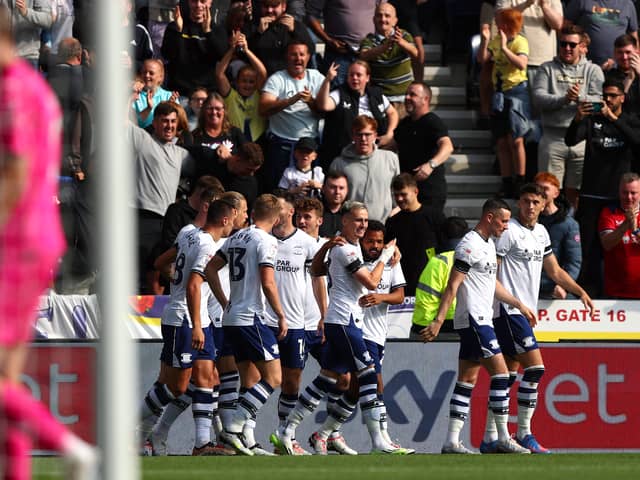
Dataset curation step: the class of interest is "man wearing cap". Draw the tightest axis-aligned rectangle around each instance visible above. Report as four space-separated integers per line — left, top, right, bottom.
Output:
278 137 324 198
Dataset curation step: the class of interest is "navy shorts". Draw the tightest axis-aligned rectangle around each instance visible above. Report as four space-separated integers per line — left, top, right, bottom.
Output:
224 316 280 363
160 319 216 368
270 327 305 369
323 316 373 374
213 324 235 358
493 305 539 357
364 339 385 374
305 329 326 366
457 315 502 361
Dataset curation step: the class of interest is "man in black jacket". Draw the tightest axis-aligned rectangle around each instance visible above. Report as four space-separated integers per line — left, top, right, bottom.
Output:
565 77 640 296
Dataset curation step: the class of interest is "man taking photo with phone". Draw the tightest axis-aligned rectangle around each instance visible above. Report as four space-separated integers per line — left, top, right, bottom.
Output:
565 77 640 297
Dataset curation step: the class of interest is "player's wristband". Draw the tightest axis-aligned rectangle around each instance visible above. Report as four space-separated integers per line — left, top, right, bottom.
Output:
378 246 394 265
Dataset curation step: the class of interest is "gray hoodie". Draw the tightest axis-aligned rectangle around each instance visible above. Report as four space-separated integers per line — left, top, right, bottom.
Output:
533 55 604 129
1 0 53 61
329 143 400 223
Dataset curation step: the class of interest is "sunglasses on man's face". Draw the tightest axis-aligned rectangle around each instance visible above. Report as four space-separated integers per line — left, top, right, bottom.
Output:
559 41 579 49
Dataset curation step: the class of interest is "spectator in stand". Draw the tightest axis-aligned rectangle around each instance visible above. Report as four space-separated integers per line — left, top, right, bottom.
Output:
393 81 454 212
316 60 399 171
215 28 268 143
389 0 425 82
533 24 604 211
360 2 419 103
534 172 582 299
249 0 315 75
47 0 75 57
193 142 264 211
259 40 325 192
278 137 325 198
329 115 400 223
161 0 225 99
129 100 194 293
478 8 533 198
0 0 53 67
565 77 640 296
191 92 247 179
385 173 446 296
306 0 381 88
496 0 563 84
606 33 640 114
318 170 348 237
599 172 640 299
133 59 179 129
478 1 499 125
410 216 470 340
185 87 208 131
565 0 638 69
123 0 154 72
148 0 179 59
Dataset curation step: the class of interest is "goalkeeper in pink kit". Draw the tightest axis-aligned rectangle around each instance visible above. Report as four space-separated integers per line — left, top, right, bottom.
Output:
0 6 98 479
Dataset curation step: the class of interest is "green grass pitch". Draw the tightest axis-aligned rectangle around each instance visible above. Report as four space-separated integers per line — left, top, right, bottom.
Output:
32 453 640 479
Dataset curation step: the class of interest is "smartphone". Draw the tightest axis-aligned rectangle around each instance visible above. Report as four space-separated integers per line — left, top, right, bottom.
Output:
591 102 603 113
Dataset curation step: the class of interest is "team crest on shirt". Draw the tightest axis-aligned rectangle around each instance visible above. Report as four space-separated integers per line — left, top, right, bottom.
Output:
523 336 535 347
181 353 192 363
293 246 304 256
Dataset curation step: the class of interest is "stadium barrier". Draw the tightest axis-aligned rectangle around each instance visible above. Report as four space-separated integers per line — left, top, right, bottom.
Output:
35 291 640 341
27 341 640 453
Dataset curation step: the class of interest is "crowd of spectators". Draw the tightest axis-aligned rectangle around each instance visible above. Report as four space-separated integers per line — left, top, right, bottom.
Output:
8 0 639 300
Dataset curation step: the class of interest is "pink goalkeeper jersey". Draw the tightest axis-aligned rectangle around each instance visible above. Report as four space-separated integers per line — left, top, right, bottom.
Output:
0 59 65 345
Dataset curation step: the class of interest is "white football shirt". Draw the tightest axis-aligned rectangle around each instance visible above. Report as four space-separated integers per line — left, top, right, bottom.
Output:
453 230 499 329
362 260 406 346
264 229 319 329
207 237 229 328
494 218 552 316
304 237 329 331
217 225 278 326
162 227 215 329
324 241 367 327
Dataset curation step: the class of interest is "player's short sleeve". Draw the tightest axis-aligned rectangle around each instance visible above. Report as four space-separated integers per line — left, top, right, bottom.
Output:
390 263 406 290
192 240 215 277
305 237 321 267
454 236 475 272
335 244 363 274
257 233 278 267
494 228 514 258
541 225 553 257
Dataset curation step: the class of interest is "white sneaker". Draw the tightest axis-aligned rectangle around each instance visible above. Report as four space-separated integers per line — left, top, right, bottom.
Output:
269 431 294 455
150 429 168 456
219 431 254 456
371 442 412 455
389 441 415 455
249 443 277 456
497 437 531 454
308 432 328 455
327 432 357 455
292 440 312 456
441 442 477 454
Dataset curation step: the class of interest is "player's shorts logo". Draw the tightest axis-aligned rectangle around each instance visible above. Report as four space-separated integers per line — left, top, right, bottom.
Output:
363 351 373 363
489 339 499 350
271 344 280 355
181 353 192 363
523 336 535 347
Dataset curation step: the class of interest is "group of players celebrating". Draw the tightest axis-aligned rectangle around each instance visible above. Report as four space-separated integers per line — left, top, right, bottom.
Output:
138 191 411 456
137 182 594 457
